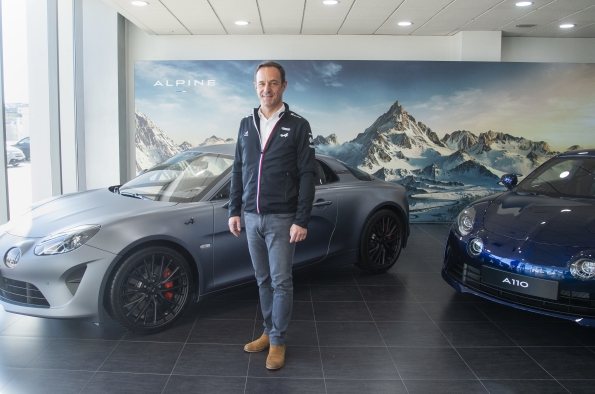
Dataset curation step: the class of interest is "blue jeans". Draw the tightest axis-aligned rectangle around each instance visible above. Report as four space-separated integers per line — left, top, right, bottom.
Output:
244 212 296 346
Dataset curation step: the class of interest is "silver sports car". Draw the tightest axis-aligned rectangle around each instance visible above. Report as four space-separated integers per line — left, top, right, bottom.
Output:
0 144 409 332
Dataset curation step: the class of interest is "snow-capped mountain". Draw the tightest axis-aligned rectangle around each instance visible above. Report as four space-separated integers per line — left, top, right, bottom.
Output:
199 135 235 146
313 134 340 146
314 100 567 221
135 110 182 171
179 141 193 151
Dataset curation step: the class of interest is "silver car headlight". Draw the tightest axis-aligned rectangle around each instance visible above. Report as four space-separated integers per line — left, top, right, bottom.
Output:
456 207 476 236
34 225 101 256
570 258 595 280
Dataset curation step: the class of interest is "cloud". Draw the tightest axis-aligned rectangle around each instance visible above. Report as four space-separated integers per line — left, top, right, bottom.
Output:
293 82 307 92
313 62 343 87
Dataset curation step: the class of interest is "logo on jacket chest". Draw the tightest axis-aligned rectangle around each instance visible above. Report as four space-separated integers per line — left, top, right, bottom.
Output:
244 130 249 137
280 127 290 138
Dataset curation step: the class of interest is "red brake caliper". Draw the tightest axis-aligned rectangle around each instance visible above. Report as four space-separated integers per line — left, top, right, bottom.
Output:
163 268 174 300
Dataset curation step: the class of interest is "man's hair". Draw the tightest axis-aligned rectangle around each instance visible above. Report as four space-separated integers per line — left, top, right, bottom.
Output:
254 61 286 83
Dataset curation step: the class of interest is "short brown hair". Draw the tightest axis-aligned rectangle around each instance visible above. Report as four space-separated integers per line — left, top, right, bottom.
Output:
254 61 286 83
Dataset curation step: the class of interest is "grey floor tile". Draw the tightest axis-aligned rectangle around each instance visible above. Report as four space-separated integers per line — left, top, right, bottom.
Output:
397 272 447 287
99 341 184 374
326 379 407 394
313 301 373 321
1 369 93 394
316 321 385 347
187 318 255 344
437 321 516 347
320 346 399 380
367 301 433 322
388 347 476 380
245 377 326 394
359 285 417 302
0 337 54 368
403 379 487 394
26 338 118 371
523 347 595 380
81 372 169 394
495 322 584 347
377 321 451 347
407 284 471 303
0 366 20 389
353 271 403 286
420 301 489 322
481 379 568 394
198 299 259 320
164 375 246 394
123 317 196 343
258 300 314 321
172 343 250 376
310 286 364 302
285 320 319 347
0 316 68 338
457 347 551 379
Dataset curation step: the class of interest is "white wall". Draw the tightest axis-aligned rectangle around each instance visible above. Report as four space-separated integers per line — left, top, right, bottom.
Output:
82 0 121 190
502 37 595 63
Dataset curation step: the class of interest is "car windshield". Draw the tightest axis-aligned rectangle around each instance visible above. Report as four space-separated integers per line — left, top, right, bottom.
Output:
119 152 234 203
516 156 595 199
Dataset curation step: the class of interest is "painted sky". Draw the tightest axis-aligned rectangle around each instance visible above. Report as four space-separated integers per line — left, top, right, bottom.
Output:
135 60 595 150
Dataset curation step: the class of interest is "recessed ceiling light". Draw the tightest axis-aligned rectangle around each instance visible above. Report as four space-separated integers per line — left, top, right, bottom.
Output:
235 21 250 26
560 23 576 28
131 1 149 6
516 24 536 28
515 2 533 6
398 21 413 26
323 0 339 4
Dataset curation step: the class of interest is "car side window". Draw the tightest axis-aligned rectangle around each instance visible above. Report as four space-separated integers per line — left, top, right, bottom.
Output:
211 180 231 201
315 159 339 185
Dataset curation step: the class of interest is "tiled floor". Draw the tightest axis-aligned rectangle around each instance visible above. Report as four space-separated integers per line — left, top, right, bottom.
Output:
1 224 595 393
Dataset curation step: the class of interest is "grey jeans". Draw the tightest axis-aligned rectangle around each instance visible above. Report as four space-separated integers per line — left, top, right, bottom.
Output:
244 212 296 346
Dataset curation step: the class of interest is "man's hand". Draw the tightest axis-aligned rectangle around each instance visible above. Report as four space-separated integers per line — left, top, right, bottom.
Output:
229 216 241 237
289 224 307 243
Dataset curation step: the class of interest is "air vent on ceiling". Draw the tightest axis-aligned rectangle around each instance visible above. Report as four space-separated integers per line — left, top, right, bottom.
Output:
516 24 537 28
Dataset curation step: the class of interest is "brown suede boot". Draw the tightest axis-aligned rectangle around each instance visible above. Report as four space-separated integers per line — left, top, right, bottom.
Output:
244 334 270 353
266 345 286 370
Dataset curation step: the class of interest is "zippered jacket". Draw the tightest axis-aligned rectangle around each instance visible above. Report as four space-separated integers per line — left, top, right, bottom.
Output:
229 103 316 228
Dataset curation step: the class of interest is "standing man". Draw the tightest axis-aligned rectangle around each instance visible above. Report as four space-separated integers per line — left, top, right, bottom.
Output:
228 61 316 370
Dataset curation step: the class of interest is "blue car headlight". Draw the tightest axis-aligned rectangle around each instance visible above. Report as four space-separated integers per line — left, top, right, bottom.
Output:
456 207 476 236
34 225 101 256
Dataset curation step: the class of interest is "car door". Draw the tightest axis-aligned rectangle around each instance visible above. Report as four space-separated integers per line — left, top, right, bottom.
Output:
293 159 338 266
211 180 254 287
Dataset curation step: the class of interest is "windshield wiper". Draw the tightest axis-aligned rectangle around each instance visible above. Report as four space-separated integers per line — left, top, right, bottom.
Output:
120 191 153 201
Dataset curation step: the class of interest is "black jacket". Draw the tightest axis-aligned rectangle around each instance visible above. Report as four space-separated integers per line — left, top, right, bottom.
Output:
229 103 316 228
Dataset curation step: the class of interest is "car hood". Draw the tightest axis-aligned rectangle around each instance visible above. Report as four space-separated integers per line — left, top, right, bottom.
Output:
4 188 178 238
483 192 595 247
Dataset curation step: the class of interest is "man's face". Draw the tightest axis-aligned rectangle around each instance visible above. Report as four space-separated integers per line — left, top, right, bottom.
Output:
254 67 287 112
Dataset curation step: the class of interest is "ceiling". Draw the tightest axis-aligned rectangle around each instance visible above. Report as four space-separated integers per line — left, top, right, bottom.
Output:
104 0 595 38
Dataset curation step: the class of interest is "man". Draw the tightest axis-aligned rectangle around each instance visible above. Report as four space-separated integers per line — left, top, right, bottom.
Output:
228 61 316 370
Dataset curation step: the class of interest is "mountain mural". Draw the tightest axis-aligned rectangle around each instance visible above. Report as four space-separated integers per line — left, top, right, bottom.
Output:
314 101 561 221
135 110 235 172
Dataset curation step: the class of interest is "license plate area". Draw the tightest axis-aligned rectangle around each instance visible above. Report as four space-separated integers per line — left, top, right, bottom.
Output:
481 266 559 300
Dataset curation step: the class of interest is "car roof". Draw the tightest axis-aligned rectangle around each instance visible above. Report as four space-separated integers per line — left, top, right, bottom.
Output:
558 148 595 158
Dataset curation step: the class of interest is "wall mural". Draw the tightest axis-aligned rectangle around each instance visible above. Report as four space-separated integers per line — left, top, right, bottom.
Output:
135 60 595 222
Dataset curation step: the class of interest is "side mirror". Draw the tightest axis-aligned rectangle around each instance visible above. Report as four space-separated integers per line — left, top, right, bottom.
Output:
499 174 518 191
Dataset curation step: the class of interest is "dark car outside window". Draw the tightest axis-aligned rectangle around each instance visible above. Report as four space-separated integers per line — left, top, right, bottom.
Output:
516 157 595 199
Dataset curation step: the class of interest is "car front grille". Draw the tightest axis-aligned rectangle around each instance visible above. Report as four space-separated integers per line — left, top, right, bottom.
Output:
446 258 595 318
0 276 50 308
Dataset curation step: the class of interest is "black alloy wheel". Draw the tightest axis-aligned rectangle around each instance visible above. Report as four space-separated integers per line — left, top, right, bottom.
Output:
356 210 403 273
109 247 192 333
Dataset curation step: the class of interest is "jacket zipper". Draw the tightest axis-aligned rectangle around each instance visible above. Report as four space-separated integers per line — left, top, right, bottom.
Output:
256 112 284 214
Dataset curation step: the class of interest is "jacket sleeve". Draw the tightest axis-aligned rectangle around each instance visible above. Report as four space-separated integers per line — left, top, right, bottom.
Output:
228 123 244 218
294 120 316 228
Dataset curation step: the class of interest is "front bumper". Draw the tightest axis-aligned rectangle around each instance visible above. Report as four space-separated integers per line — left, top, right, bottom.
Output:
442 228 595 327
0 232 118 322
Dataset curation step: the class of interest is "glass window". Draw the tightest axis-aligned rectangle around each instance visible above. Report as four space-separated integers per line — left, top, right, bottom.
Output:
119 152 234 203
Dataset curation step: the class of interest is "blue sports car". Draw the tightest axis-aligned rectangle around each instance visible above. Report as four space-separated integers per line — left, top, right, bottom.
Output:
442 149 595 326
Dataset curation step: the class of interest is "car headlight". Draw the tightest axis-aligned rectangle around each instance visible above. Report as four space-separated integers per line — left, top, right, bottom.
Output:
34 225 101 256
456 207 476 236
570 258 595 280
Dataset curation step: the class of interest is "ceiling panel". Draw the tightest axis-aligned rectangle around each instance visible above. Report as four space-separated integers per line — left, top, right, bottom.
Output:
398 0 455 10
560 22 595 37
102 0 595 37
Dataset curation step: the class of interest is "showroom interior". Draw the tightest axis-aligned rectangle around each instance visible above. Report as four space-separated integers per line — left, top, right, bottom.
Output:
1 0 595 393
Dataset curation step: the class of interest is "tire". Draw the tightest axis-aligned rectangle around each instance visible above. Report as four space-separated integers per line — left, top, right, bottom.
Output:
355 209 404 274
108 246 192 333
